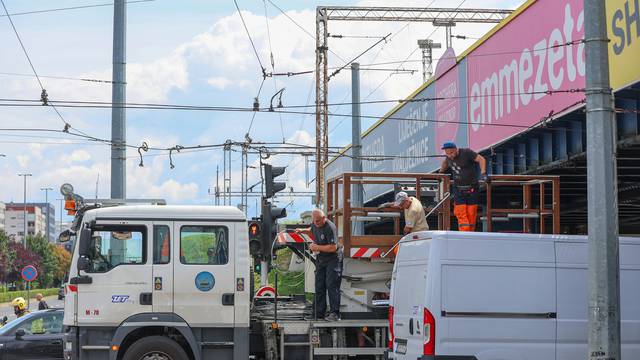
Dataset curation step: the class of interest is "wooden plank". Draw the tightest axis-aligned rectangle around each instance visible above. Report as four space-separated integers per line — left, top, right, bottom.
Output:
349 235 402 247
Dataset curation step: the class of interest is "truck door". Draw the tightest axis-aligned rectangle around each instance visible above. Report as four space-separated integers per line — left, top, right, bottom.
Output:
75 222 153 325
152 223 174 313
173 222 235 328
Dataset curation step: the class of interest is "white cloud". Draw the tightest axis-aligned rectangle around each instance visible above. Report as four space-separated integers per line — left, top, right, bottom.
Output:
207 77 252 90
145 179 199 203
65 150 91 163
16 155 29 168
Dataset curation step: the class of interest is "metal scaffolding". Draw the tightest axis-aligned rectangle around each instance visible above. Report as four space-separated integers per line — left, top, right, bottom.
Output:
315 6 513 206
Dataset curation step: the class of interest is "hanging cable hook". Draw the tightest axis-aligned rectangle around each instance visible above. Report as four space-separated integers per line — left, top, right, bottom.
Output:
169 145 184 169
137 141 149 167
258 146 271 160
40 89 49 106
269 88 285 111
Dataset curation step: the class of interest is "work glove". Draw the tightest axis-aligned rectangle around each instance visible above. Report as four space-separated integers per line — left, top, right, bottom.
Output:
479 173 491 184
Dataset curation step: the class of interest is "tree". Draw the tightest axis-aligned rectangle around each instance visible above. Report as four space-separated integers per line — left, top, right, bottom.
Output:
50 245 71 284
7 242 41 288
0 231 13 285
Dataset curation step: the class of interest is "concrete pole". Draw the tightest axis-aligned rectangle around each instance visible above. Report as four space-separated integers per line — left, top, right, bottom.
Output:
260 260 268 286
111 0 126 200
40 187 53 243
351 63 364 236
584 0 621 359
18 173 32 248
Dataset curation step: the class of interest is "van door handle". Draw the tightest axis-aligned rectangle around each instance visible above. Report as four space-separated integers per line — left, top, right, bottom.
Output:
222 293 234 306
140 292 153 305
409 318 414 335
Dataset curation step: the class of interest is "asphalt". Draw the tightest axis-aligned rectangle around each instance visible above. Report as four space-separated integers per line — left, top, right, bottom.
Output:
0 295 64 321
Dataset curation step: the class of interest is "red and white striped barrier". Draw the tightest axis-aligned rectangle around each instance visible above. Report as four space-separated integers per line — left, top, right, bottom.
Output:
350 247 383 258
255 286 276 298
277 230 313 244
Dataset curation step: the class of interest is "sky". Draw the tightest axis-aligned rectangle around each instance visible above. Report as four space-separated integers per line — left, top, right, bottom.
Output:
0 0 523 223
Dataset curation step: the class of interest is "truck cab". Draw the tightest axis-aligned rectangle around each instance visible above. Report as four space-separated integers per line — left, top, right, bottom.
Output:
63 205 250 360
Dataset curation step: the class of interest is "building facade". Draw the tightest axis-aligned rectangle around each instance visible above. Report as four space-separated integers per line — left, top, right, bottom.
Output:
0 202 5 233
5 204 48 243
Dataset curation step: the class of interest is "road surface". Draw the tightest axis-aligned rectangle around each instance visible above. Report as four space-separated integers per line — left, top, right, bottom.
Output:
0 295 63 322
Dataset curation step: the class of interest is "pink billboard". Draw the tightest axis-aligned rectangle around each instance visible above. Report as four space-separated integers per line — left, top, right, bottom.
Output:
435 48 461 148
466 0 586 149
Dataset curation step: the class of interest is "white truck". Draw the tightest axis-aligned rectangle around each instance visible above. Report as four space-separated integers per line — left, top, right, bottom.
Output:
388 231 640 360
61 203 389 360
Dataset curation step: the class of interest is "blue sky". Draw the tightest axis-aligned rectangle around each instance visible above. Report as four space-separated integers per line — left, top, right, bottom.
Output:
0 0 522 222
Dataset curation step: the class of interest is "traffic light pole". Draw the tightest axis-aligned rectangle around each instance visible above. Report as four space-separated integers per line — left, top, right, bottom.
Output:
259 164 288 287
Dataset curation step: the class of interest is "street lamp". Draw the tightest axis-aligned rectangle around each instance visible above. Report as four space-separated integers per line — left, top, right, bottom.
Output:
18 173 32 248
41 187 53 243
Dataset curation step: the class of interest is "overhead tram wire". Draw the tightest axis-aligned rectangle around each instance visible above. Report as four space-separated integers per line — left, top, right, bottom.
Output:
0 0 95 139
0 88 586 112
264 0 348 64
364 0 467 101
262 38 586 78
0 0 155 17
0 72 124 84
262 0 286 143
0 89 587 134
233 0 267 77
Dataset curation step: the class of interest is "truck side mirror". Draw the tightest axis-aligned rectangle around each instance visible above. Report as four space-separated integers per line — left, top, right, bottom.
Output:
78 228 92 257
77 256 90 271
58 229 74 243
15 329 25 339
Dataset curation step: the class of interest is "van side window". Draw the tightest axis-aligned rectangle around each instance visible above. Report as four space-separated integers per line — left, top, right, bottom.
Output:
153 225 170 264
180 226 228 265
86 225 146 273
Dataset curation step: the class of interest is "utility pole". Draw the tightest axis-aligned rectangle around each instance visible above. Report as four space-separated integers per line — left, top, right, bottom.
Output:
351 63 363 236
40 187 53 243
18 173 32 248
585 0 621 358
417 39 441 82
57 198 64 239
111 0 126 200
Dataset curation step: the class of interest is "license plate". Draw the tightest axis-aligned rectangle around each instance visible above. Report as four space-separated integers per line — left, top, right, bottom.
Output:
395 340 407 355
65 341 73 351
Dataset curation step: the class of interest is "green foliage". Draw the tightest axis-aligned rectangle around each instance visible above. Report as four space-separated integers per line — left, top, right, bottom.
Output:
0 231 70 289
253 248 306 296
0 288 58 303
180 233 217 264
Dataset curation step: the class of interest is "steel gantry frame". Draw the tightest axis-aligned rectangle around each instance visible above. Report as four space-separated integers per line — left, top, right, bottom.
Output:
315 6 513 206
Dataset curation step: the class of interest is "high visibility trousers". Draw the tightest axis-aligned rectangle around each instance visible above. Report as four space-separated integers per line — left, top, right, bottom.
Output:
454 204 478 231
453 185 479 232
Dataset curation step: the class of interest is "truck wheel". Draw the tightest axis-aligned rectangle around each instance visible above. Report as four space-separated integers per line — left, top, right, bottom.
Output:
123 336 189 360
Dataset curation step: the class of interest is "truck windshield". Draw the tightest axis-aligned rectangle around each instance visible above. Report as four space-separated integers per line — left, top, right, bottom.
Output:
86 225 146 272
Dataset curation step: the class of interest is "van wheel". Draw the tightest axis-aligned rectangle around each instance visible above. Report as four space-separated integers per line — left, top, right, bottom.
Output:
123 336 189 360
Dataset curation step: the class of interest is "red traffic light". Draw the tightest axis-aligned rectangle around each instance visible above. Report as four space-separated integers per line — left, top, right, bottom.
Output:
249 223 259 236
248 221 262 241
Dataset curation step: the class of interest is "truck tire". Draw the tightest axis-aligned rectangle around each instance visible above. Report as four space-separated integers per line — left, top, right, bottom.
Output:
123 336 189 360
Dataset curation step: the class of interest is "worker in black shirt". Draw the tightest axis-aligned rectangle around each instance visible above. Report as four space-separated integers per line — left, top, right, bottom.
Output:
439 142 488 231
296 208 342 321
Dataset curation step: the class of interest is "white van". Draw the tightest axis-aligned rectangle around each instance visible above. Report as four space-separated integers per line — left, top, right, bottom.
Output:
388 231 640 360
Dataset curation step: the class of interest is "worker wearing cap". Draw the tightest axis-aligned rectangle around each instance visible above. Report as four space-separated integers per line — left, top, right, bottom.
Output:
439 142 488 231
379 192 429 255
380 191 429 234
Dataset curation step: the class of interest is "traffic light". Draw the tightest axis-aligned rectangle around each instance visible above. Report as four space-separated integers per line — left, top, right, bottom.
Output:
264 164 286 198
248 220 262 258
261 199 287 262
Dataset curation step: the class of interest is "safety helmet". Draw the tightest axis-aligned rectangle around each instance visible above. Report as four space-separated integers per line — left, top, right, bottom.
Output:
11 297 27 311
